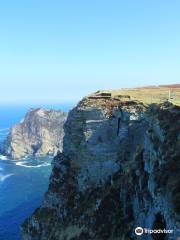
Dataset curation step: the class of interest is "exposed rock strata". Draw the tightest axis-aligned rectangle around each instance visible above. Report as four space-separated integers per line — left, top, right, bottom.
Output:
1 108 67 159
21 94 180 240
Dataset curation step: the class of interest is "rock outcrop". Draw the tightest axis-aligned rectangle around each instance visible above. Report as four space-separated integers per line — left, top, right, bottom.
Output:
1 108 68 159
21 93 180 240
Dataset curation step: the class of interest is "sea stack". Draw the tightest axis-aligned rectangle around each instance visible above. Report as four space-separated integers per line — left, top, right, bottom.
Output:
1 108 68 159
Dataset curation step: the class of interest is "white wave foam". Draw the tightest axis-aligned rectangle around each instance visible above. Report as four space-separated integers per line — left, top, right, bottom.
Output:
0 155 8 160
0 173 14 182
15 161 51 168
0 132 8 135
0 128 9 132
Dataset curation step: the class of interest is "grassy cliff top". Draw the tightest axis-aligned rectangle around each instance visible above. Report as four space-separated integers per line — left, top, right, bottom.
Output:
97 84 180 106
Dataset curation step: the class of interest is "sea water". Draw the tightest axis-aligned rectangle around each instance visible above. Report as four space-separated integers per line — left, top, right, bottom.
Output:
0 156 52 240
0 103 73 240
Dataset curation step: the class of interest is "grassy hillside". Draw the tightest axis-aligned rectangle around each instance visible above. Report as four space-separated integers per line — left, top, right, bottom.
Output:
102 84 180 106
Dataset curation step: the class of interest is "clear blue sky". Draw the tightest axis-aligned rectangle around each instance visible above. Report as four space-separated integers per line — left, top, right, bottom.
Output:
0 0 179 104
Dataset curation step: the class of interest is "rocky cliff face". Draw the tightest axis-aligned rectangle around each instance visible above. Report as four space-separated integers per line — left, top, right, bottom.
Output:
1 108 67 159
21 93 180 240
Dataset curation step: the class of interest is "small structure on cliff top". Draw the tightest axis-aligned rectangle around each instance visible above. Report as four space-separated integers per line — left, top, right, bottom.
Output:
89 91 112 99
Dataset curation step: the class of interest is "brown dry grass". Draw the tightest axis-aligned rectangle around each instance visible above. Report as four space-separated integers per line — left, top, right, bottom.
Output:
102 85 180 106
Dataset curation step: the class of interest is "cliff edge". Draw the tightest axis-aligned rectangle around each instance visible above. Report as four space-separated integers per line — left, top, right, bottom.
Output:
22 92 180 239
1 108 68 159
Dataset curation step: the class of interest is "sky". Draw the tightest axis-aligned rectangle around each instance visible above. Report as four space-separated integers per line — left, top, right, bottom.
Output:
0 0 179 104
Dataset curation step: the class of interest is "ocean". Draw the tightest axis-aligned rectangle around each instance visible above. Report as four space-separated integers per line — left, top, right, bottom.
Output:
0 103 73 240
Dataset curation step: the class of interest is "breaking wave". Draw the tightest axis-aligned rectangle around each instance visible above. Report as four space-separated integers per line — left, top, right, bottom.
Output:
15 161 51 168
0 128 9 132
0 173 14 182
0 155 8 160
